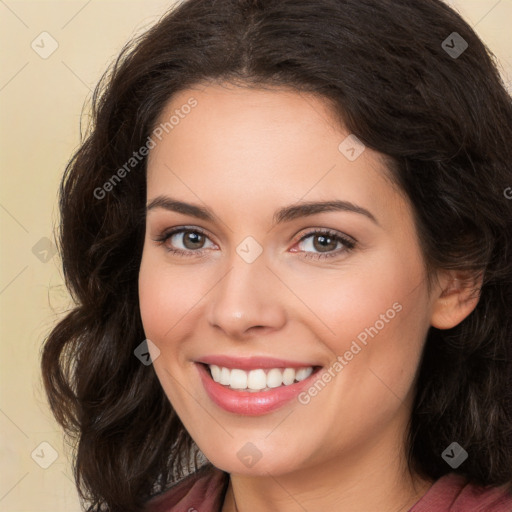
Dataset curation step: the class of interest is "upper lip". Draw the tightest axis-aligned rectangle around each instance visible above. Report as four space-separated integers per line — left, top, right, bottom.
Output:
196 355 320 370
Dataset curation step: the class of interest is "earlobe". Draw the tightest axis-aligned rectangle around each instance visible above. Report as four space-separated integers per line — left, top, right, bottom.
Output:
430 270 483 330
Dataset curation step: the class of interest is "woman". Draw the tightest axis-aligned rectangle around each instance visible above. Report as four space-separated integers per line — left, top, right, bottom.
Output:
42 0 512 511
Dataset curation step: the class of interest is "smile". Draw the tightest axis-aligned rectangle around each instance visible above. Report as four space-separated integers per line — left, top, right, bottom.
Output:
208 364 314 391
195 356 322 415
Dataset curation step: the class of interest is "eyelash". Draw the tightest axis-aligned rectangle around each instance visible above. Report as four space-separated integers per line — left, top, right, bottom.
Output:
153 226 356 260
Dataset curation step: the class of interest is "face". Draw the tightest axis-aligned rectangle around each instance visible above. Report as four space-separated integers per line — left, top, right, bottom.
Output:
138 83 439 477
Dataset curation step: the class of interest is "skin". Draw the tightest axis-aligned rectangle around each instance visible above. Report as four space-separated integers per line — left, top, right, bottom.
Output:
138 82 480 512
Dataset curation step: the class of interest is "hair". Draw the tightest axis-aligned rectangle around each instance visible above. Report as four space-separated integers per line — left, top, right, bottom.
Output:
41 0 512 510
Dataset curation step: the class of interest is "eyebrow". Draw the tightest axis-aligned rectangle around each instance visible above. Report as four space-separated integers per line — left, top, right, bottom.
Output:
146 196 379 226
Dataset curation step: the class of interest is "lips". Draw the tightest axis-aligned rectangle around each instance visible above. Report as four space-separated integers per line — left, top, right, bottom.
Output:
195 356 322 415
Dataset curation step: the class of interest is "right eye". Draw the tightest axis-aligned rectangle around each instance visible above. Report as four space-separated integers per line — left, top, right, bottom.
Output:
153 227 217 256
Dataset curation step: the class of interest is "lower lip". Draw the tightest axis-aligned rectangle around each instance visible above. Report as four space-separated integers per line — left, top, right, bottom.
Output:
196 363 320 416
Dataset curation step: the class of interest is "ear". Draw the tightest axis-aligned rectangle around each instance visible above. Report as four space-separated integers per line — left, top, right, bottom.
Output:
430 270 483 330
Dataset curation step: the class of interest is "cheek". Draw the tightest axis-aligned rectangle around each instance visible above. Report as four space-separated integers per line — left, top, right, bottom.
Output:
300 256 425 348
302 248 430 395
138 265 169 342
138 251 199 347
138 253 201 406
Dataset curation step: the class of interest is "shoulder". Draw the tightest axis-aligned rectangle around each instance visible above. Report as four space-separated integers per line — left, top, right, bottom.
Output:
410 473 512 512
143 463 229 512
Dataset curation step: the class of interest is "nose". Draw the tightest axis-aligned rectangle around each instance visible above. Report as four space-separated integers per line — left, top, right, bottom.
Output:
206 254 287 339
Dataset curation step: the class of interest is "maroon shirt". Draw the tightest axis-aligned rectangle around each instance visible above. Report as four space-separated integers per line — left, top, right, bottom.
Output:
143 463 512 512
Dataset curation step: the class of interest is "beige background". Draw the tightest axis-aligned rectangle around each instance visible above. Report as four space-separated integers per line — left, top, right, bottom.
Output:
0 1 510 510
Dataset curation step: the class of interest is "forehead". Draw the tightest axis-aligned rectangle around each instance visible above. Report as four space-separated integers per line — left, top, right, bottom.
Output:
146 83 405 227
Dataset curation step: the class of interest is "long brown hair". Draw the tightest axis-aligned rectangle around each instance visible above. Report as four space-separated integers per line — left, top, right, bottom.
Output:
42 0 512 510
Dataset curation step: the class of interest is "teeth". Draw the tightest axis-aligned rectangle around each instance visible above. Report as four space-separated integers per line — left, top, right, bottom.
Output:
247 369 266 390
295 367 313 381
210 365 221 382
229 369 247 389
220 367 230 385
207 364 314 391
267 368 283 388
282 368 295 385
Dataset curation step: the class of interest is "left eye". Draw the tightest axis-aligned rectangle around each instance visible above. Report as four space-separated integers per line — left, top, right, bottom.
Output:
293 230 355 258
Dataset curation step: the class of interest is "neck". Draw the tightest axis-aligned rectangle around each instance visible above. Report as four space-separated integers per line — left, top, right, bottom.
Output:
225 462 432 512
222 424 433 512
